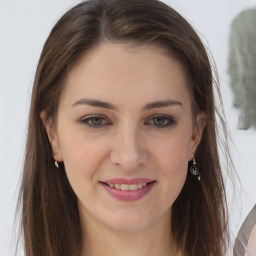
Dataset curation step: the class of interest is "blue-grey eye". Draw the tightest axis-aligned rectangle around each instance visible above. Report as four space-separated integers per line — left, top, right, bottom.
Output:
153 117 166 126
90 117 103 126
81 115 109 128
147 115 176 128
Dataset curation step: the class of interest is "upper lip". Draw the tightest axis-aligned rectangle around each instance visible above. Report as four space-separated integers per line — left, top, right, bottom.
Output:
100 178 155 184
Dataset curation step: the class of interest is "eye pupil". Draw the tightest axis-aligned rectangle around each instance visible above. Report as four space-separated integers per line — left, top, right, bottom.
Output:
154 117 164 125
91 117 102 125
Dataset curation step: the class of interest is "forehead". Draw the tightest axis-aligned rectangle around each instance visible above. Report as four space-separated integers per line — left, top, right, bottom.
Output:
61 43 192 109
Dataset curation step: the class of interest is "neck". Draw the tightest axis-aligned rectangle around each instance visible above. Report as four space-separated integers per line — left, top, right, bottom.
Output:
80 210 180 256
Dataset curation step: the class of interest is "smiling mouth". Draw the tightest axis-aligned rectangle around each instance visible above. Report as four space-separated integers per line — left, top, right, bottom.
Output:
100 180 156 201
101 182 155 191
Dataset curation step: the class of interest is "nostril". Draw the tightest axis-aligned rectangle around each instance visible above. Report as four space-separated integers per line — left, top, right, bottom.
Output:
109 151 143 170
109 134 148 170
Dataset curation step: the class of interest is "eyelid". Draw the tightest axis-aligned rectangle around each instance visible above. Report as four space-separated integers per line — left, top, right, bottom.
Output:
79 114 176 129
145 114 177 128
80 114 112 128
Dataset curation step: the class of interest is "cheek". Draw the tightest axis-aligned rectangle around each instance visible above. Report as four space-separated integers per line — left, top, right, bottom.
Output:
160 147 188 191
58 133 111 206
151 135 190 201
58 128 110 183
152 135 191 176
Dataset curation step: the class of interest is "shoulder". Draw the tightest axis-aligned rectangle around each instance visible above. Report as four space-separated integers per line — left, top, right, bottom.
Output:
233 205 256 256
246 224 256 256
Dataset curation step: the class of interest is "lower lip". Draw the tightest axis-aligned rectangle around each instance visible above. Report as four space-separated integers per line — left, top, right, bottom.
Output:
101 182 155 201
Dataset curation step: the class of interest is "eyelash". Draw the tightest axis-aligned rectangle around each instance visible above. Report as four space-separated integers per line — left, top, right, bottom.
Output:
80 114 177 129
145 115 177 128
81 115 111 128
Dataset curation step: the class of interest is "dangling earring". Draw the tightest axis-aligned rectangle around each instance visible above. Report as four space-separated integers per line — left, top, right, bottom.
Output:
53 151 59 168
190 153 200 181
55 160 59 168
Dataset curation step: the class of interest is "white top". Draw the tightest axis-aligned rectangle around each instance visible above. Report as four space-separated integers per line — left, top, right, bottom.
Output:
234 205 256 256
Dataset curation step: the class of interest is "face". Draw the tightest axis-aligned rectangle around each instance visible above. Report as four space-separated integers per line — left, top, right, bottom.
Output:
42 43 205 234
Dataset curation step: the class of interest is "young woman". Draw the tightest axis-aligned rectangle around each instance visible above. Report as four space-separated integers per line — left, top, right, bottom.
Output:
18 0 233 255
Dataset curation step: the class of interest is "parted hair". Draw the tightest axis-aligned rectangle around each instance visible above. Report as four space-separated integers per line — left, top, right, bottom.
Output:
18 0 231 255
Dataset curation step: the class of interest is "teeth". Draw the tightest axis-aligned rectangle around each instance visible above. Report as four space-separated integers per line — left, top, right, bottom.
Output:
129 184 138 191
120 184 129 191
107 183 149 191
114 184 120 189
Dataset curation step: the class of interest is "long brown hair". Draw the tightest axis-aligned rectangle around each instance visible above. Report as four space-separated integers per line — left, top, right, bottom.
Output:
18 0 232 255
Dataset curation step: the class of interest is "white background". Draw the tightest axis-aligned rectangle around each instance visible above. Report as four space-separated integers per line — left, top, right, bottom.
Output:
1 0 256 255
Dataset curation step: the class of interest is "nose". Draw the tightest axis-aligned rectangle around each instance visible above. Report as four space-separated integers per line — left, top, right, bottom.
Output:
110 126 148 171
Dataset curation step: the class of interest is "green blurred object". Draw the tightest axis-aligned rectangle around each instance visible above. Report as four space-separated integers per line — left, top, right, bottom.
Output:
228 8 256 130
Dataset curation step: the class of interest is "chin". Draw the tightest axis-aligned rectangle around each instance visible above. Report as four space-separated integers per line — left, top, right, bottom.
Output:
107 219 152 233
103 208 169 233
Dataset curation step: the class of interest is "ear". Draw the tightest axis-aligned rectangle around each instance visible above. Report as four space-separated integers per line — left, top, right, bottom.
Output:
40 111 63 162
189 112 206 160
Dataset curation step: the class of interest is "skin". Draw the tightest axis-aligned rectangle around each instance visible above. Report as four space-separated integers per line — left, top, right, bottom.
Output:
41 43 206 256
245 225 256 256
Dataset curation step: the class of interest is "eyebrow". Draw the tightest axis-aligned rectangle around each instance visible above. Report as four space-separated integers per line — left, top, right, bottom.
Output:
71 98 183 110
143 99 183 110
71 98 117 110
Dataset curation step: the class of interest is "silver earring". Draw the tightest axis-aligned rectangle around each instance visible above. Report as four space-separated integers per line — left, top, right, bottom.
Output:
190 153 200 181
53 151 59 169
55 161 59 168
